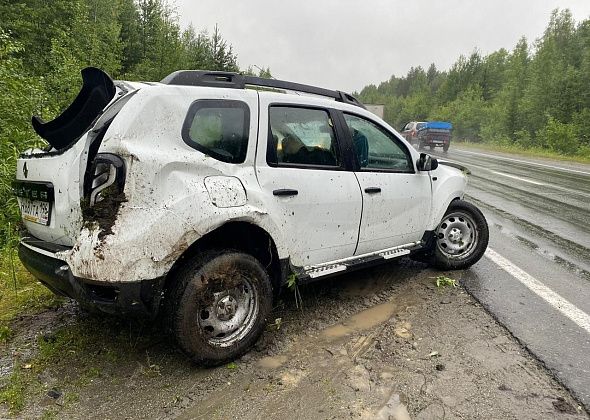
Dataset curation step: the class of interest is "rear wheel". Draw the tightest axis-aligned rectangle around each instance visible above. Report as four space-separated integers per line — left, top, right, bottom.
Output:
429 144 435 151
443 144 450 152
432 200 489 270
164 251 273 366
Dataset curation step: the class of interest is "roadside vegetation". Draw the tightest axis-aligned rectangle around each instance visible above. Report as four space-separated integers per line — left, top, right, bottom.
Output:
0 1 248 412
357 9 590 160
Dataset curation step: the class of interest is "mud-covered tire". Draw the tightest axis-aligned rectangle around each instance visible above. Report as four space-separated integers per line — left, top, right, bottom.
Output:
432 200 489 270
429 144 435 151
164 251 273 366
443 144 450 152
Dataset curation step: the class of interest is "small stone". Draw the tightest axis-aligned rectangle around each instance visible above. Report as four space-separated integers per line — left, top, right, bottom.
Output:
47 389 62 400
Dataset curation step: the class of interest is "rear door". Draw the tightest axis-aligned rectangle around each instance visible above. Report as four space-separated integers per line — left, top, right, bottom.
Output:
255 95 362 267
341 112 431 254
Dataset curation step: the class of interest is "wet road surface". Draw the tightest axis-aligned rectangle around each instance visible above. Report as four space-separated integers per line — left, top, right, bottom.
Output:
431 147 590 410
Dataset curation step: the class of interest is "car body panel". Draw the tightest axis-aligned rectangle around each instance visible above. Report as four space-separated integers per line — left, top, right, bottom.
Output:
16 78 469 286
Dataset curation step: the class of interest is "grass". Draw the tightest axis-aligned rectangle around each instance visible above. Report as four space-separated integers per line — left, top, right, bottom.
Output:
454 140 590 164
0 363 28 413
0 248 63 329
434 276 457 288
1 312 166 414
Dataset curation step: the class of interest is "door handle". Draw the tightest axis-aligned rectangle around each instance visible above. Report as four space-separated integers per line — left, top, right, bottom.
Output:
364 187 381 194
273 189 298 197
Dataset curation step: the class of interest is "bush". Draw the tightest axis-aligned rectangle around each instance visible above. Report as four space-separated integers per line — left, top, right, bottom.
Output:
537 116 580 155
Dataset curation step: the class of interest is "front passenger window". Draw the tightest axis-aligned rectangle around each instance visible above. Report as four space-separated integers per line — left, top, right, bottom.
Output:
344 114 413 172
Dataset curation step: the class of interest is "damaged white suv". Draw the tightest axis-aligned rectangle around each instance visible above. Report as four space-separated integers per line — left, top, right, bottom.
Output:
14 68 489 365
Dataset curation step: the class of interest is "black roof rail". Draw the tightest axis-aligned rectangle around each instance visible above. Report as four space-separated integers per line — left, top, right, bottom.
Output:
160 70 366 109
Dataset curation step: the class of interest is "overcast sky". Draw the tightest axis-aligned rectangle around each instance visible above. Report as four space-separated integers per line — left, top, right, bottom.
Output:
175 0 590 93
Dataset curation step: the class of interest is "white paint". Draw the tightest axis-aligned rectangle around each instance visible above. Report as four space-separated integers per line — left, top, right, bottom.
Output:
204 176 247 207
455 149 590 175
488 170 545 186
485 248 590 334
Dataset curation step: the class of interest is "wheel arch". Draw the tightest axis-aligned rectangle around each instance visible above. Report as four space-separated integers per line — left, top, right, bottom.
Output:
163 221 286 298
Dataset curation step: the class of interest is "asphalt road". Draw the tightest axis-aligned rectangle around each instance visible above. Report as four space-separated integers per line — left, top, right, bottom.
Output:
430 146 590 410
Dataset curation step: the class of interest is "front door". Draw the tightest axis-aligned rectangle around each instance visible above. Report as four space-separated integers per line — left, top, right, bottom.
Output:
342 113 432 255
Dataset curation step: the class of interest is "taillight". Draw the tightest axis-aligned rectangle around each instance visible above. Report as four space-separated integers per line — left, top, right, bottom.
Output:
84 153 126 206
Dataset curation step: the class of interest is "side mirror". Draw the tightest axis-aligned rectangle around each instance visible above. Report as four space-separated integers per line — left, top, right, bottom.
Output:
417 153 438 171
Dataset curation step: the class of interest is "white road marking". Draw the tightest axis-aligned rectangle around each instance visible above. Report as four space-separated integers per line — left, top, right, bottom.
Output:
485 248 590 334
488 170 545 186
454 149 590 175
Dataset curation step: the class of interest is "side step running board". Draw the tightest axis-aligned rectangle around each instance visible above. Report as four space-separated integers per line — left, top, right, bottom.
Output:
302 242 420 280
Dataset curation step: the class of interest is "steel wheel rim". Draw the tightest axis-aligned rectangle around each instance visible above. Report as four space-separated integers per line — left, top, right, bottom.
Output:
436 211 478 259
198 275 259 347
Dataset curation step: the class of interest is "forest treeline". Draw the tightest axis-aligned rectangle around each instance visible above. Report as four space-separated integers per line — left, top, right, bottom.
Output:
0 0 253 243
357 9 590 157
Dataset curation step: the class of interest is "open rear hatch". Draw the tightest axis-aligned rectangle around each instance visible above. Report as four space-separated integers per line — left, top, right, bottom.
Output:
32 67 116 151
15 67 126 247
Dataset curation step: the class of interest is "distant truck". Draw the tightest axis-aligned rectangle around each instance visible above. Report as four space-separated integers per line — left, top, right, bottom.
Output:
413 121 453 152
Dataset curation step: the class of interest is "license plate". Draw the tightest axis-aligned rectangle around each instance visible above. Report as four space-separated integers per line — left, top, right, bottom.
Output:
19 197 50 225
13 181 54 226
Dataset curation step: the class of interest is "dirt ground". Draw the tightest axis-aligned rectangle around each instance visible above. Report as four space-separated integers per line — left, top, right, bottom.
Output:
1 259 587 419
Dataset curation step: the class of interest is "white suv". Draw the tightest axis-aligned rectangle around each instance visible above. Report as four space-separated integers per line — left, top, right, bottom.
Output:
14 68 488 365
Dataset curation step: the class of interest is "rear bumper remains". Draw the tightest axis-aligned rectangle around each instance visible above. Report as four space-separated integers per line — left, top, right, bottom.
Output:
18 241 164 318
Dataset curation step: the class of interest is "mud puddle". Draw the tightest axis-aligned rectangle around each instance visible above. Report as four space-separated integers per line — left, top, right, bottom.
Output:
321 301 398 339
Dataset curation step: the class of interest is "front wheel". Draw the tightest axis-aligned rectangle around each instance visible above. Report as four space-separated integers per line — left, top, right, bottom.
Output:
432 200 489 270
429 144 435 151
443 144 450 152
164 251 273 366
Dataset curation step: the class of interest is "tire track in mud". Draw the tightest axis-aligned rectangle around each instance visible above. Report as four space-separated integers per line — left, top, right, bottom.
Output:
174 276 421 420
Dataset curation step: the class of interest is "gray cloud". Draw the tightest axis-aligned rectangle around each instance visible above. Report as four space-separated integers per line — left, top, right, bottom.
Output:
175 0 590 93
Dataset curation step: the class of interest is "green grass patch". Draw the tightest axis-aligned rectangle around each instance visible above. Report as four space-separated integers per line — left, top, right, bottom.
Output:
434 276 458 288
0 362 28 413
0 248 64 328
1 314 165 414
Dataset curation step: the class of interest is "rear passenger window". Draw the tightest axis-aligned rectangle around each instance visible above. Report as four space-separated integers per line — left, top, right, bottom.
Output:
182 100 249 163
268 106 340 167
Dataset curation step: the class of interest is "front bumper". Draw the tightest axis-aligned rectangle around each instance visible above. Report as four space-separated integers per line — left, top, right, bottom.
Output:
19 241 165 318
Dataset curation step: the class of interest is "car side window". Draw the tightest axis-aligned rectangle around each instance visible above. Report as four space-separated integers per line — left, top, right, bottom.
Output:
268 106 340 168
344 113 413 172
182 100 249 164
403 123 412 131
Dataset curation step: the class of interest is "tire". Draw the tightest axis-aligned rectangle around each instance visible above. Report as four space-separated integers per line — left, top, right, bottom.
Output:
164 250 273 366
443 144 449 152
418 142 424 150
432 200 489 270
429 144 435 151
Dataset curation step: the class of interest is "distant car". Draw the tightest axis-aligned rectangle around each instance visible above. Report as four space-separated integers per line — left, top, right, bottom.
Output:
401 121 426 147
14 68 488 365
416 121 453 152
